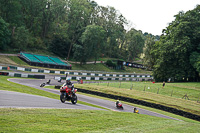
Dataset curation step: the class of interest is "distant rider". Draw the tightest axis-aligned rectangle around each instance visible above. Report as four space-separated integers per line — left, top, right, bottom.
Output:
116 99 120 107
133 107 139 114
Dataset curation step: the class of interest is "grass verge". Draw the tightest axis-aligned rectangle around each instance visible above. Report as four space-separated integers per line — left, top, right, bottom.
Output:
0 108 200 133
8 56 29 66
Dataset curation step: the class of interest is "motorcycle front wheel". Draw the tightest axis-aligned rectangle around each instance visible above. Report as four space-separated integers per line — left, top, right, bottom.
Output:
60 93 66 103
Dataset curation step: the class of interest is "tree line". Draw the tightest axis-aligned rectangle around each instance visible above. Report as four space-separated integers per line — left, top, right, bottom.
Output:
0 0 199 81
143 5 200 81
0 0 149 63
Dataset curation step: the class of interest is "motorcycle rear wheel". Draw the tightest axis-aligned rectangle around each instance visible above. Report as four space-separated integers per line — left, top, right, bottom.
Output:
71 94 77 104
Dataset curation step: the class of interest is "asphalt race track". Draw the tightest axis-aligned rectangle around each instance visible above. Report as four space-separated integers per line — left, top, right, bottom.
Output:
0 90 104 110
1 78 180 121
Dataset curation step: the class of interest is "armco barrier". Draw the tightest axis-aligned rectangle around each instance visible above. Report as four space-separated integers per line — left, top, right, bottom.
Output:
0 71 45 79
75 87 200 121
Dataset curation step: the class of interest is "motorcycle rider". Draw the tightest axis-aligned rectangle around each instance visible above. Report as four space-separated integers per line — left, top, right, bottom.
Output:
63 78 75 92
116 99 120 107
133 107 139 113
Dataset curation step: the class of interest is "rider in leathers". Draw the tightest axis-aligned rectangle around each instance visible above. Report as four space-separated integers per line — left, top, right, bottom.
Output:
63 78 75 93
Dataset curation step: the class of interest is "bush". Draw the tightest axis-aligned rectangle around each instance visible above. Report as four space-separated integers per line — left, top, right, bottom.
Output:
106 60 117 68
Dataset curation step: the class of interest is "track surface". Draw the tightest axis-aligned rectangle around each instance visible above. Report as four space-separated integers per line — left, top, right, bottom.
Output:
4 78 180 121
0 90 103 110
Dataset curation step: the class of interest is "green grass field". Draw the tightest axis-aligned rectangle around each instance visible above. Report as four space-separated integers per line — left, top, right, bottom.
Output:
0 108 200 133
75 82 200 116
89 82 200 101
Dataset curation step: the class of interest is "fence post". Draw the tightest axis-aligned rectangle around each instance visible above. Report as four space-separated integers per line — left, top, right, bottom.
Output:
107 82 109 87
157 88 159 94
130 84 133 90
171 90 173 97
143 86 146 91
98 82 99 85
197 93 200 103
119 82 121 88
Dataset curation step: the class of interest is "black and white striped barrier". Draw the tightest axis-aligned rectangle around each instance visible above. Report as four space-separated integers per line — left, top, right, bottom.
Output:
0 71 45 79
5 65 153 79
54 76 151 81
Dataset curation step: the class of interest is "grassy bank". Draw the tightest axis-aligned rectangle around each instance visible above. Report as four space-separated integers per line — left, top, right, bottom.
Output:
8 56 29 66
71 63 152 74
75 82 200 116
1 108 200 133
88 82 200 101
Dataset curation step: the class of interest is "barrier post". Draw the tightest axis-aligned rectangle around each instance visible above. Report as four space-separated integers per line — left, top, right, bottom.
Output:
130 84 133 90
143 86 146 91
157 88 159 94
171 89 173 97
119 82 121 88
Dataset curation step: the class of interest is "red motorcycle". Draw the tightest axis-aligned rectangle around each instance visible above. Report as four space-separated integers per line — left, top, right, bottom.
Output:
116 101 123 109
60 85 77 104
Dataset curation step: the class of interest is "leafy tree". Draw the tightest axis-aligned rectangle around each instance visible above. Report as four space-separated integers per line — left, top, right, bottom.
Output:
126 28 145 62
80 25 106 64
11 26 34 51
49 34 70 58
73 44 85 64
143 35 156 69
0 17 11 51
0 0 23 27
49 23 70 57
66 0 92 60
153 5 200 82
190 51 200 73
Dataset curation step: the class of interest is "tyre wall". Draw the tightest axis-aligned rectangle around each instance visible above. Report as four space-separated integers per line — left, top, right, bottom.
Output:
75 87 200 121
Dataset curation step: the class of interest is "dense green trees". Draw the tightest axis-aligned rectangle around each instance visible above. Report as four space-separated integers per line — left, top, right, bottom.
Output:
80 25 106 64
0 0 145 63
143 35 156 70
151 5 200 81
0 17 10 50
126 29 144 62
